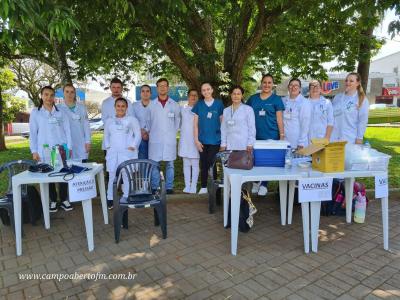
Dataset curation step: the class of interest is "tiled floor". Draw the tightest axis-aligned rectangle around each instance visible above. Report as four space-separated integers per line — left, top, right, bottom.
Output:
1 192 400 299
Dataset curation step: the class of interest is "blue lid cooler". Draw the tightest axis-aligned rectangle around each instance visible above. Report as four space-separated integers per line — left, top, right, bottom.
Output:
253 140 290 167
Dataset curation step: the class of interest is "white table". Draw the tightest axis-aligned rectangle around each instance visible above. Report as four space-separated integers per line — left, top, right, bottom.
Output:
223 166 308 255
296 169 389 253
12 163 108 256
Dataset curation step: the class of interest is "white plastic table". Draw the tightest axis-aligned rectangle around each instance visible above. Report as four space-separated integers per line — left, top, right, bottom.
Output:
296 169 389 253
12 163 108 256
223 166 308 255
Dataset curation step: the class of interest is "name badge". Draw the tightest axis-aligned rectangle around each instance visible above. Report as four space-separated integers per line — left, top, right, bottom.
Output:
168 112 175 118
72 114 81 120
48 117 58 124
259 110 266 117
227 120 235 126
333 108 343 117
117 125 124 130
284 111 291 120
207 112 212 119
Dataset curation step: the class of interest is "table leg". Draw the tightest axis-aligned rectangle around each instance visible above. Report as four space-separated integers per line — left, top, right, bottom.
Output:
381 196 389 250
310 201 321 253
344 177 355 223
12 183 22 256
96 171 109 225
279 180 288 225
39 183 50 229
223 171 230 227
301 202 310 254
81 199 94 252
230 174 242 256
287 180 296 225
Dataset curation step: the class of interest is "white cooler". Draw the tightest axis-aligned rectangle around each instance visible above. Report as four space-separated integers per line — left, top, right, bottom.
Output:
253 140 290 167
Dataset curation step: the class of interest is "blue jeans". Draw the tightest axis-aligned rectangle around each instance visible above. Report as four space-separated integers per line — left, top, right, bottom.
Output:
152 160 174 190
138 140 149 159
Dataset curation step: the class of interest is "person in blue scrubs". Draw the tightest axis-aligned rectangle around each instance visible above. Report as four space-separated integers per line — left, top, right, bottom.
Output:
247 74 285 195
192 82 224 194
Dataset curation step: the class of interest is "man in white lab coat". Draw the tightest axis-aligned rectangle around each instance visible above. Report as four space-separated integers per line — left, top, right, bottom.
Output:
147 78 181 194
101 78 134 152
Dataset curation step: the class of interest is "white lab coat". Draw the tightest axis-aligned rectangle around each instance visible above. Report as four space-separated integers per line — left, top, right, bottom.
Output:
331 92 369 144
221 104 256 150
308 96 334 141
101 96 135 149
59 103 91 160
178 104 199 158
147 98 181 161
104 115 141 172
29 105 72 161
282 94 312 148
132 100 150 131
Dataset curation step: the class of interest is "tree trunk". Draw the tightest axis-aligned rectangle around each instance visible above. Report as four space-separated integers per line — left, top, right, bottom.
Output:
356 10 375 92
54 42 72 85
0 86 7 151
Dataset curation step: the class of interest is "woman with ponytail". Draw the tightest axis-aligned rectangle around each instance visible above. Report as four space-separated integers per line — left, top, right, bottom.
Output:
29 85 73 212
331 73 369 144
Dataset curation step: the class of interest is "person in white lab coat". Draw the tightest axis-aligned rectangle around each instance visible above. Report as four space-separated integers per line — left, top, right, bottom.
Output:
132 84 152 159
178 89 200 194
331 72 369 144
220 85 256 151
59 84 91 161
29 86 73 213
147 78 181 194
282 78 312 149
101 78 134 151
307 80 334 141
104 97 141 209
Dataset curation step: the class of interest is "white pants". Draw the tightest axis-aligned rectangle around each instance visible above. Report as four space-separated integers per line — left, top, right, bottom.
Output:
183 157 199 192
107 170 130 201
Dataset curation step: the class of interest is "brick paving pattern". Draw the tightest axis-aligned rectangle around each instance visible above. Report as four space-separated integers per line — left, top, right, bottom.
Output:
1 192 400 299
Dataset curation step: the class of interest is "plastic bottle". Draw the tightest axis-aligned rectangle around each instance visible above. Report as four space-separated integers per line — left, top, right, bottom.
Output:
55 146 61 168
364 141 371 149
63 143 69 160
353 192 367 223
42 144 51 164
285 146 292 169
50 146 56 168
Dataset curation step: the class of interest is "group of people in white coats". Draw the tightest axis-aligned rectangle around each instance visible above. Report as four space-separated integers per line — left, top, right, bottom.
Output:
29 84 91 212
29 71 369 212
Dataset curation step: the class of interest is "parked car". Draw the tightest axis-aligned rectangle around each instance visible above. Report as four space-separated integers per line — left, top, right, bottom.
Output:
89 118 104 131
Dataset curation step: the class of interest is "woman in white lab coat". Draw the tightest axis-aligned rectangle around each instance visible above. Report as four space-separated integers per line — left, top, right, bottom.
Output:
104 97 141 208
29 85 73 213
331 72 369 144
307 80 334 141
178 89 200 194
59 84 91 162
220 85 256 151
282 78 312 149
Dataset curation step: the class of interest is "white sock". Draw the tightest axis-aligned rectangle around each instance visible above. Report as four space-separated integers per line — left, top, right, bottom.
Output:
183 158 191 190
190 158 200 192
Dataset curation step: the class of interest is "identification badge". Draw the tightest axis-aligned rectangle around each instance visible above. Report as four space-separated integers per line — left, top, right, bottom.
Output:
72 114 81 120
284 111 291 120
207 112 212 119
48 117 58 124
333 108 343 117
259 110 266 117
117 125 124 130
168 112 175 118
227 120 235 126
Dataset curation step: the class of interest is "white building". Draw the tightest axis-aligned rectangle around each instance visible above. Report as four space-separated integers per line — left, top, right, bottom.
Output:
370 51 400 81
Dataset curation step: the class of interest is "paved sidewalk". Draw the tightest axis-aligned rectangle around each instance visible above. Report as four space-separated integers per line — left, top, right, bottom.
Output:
1 192 400 300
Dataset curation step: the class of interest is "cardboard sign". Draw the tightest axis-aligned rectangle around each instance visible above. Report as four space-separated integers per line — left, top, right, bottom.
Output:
375 175 389 199
298 177 333 203
68 175 97 202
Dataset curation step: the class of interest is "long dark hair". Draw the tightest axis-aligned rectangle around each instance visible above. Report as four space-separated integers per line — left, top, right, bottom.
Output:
38 86 57 111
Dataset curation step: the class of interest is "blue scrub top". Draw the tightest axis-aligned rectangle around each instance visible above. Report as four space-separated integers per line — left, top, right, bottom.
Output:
192 99 224 145
246 93 285 140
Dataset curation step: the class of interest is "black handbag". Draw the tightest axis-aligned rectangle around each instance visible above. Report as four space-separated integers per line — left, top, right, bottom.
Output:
225 189 257 233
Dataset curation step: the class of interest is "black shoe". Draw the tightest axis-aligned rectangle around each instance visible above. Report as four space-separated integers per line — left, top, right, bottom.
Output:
49 201 58 213
166 189 174 195
107 200 113 210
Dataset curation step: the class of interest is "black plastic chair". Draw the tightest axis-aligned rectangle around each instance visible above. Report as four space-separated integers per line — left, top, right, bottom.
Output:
0 160 37 231
207 151 231 214
113 159 167 243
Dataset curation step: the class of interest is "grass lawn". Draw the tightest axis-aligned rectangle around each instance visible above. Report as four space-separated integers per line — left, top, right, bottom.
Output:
0 128 398 195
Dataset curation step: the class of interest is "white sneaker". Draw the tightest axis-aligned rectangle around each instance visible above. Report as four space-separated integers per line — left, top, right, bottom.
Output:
190 185 197 194
198 188 208 194
251 182 260 194
258 185 268 196
183 187 190 193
